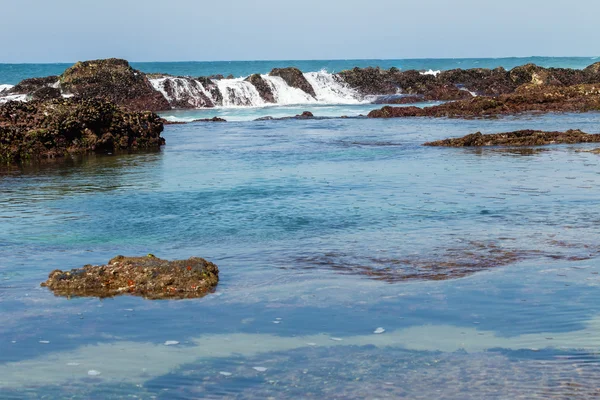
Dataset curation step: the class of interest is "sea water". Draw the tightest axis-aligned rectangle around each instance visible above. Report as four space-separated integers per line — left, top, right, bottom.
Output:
1 59 600 398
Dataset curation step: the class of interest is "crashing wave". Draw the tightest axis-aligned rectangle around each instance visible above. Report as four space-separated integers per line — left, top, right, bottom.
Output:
304 70 362 104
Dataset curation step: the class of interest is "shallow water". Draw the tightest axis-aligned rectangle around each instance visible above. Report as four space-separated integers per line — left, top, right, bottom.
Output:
2 114 600 398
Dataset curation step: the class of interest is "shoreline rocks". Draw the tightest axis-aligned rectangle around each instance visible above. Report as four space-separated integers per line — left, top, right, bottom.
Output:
368 84 600 119
41 255 219 299
0 98 164 164
4 58 600 115
424 129 600 147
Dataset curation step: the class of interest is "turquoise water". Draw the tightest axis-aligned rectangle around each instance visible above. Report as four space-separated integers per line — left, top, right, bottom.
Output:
1 56 599 85
2 112 600 398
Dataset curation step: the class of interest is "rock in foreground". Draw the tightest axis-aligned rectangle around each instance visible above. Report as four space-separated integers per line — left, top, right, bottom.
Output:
0 98 164 164
424 129 600 147
41 255 219 299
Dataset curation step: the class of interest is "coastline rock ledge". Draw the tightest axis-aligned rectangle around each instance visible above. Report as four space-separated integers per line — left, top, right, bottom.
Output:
41 255 219 299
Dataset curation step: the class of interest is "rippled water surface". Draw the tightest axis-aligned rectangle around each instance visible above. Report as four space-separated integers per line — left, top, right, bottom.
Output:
2 114 600 398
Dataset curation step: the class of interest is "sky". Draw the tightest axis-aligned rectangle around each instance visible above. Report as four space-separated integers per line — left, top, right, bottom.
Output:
1 0 599 63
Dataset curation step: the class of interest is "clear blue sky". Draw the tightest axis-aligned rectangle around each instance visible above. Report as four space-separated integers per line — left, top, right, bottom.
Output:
2 0 598 63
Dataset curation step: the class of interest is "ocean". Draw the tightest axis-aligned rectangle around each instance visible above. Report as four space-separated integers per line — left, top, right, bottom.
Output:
1 58 600 398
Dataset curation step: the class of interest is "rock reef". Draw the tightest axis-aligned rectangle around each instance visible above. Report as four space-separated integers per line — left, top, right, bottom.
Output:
41 255 219 299
0 98 164 164
368 84 600 118
424 129 600 147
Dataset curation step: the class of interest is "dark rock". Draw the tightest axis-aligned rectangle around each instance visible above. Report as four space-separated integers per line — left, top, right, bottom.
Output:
160 118 187 125
196 77 223 105
254 116 275 121
269 67 316 98
31 87 62 101
296 111 314 119
192 117 227 122
41 255 219 299
9 76 60 95
0 98 164 164
245 74 275 103
424 129 600 147
60 58 171 112
368 83 600 119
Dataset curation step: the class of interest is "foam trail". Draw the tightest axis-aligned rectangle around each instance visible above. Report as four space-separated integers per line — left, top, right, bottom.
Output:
217 78 265 107
261 75 315 105
304 70 362 103
420 69 441 76
0 84 14 93
0 93 28 104
150 77 214 108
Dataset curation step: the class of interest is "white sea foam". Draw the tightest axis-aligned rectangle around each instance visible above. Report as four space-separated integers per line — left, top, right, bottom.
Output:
216 78 266 107
150 77 214 108
0 84 14 93
420 69 441 76
261 75 315 105
0 93 28 104
304 70 362 104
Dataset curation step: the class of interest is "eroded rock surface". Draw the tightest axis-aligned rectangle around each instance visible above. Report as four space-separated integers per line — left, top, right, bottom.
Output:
41 255 219 299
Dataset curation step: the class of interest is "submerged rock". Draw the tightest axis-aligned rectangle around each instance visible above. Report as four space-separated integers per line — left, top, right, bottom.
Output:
41 255 219 299
0 98 164 164
269 67 316 98
60 58 171 112
424 129 600 147
192 117 227 122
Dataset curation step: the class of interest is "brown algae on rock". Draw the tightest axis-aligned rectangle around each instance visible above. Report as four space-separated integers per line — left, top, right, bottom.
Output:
41 255 219 299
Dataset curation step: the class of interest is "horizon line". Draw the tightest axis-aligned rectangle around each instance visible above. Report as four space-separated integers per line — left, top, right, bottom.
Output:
1 55 599 65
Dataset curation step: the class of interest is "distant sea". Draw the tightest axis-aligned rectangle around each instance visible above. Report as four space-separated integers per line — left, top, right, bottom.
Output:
0 56 598 85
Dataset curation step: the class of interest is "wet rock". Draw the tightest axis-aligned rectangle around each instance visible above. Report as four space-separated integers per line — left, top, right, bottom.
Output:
192 117 227 122
41 255 219 299
60 58 171 112
0 98 164 164
269 67 316 98
368 84 600 119
158 77 214 109
196 76 223 105
245 74 275 103
254 111 316 121
424 129 600 147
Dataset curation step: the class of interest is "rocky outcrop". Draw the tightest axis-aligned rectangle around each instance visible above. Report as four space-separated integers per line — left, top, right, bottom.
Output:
368 84 600 119
0 98 164 164
424 129 600 147
269 67 316 98
60 58 171 111
339 62 600 100
41 255 219 299
245 74 275 103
